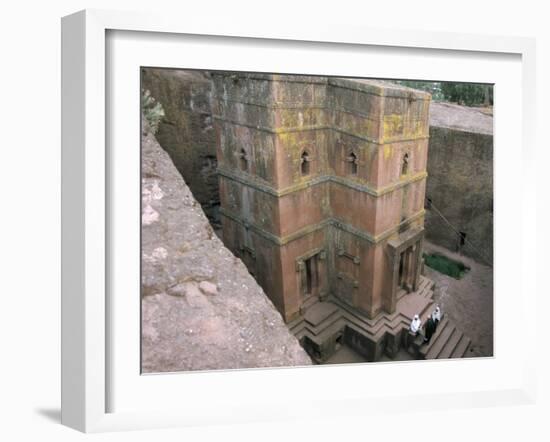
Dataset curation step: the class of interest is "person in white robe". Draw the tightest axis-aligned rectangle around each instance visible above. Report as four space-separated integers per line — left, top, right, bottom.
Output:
410 314 422 336
432 305 441 325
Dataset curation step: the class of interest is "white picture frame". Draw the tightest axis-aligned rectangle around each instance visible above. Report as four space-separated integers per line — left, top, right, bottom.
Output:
61 9 537 433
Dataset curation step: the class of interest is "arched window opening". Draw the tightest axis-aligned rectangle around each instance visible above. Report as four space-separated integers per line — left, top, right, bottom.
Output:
401 153 409 176
347 152 358 175
301 151 310 176
239 149 248 172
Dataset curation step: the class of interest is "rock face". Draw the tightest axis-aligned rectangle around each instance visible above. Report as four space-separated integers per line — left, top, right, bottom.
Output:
141 121 312 373
141 68 220 226
428 102 492 135
425 102 493 265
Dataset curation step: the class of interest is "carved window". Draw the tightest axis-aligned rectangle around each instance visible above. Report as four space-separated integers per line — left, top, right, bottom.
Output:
401 153 409 176
300 150 310 175
346 152 358 175
239 148 248 172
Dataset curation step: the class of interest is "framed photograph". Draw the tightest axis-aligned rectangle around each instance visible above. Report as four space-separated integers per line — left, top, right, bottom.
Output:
61 9 537 433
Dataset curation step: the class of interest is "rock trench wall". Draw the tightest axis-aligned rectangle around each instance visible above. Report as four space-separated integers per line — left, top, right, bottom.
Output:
141 120 312 372
425 104 493 265
141 68 220 226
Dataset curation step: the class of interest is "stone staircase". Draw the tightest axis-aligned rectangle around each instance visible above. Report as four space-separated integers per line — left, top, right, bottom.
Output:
289 275 471 362
408 316 471 360
288 301 344 343
396 273 434 301
406 277 472 360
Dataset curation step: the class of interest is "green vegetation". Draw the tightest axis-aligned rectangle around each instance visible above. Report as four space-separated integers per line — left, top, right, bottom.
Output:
393 80 493 106
440 82 493 106
141 89 165 134
423 253 470 279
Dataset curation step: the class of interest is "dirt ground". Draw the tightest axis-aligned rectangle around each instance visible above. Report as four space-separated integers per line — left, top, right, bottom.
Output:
423 241 493 357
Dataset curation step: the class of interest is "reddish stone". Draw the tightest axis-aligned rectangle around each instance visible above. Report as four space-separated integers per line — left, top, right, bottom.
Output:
213 74 431 322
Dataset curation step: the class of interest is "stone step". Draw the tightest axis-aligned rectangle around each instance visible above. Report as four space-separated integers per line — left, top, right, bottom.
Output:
288 312 309 332
316 296 409 337
291 279 477 363
296 307 349 340
288 317 303 332
424 276 435 290
338 305 410 341
420 276 434 290
289 299 341 335
337 309 382 340
304 302 340 327
302 294 321 310
396 277 432 301
291 321 308 339
451 335 471 358
418 290 434 301
293 317 335 339
419 283 434 299
396 288 407 300
425 324 455 359
437 327 464 359
418 276 430 292
330 295 394 330
370 316 408 342
419 318 450 357
438 327 463 360
313 318 346 345
307 314 343 338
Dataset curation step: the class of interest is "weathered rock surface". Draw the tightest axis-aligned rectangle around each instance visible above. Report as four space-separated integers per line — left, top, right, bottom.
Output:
141 68 220 226
141 121 312 373
430 102 493 135
425 102 493 264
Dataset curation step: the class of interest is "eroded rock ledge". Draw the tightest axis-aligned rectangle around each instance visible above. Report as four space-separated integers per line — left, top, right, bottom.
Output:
141 121 312 372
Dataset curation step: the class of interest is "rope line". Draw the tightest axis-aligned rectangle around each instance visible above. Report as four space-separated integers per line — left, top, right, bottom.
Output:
426 198 493 267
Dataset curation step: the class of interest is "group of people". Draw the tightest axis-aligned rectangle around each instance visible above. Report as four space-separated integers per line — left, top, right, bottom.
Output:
409 305 442 344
